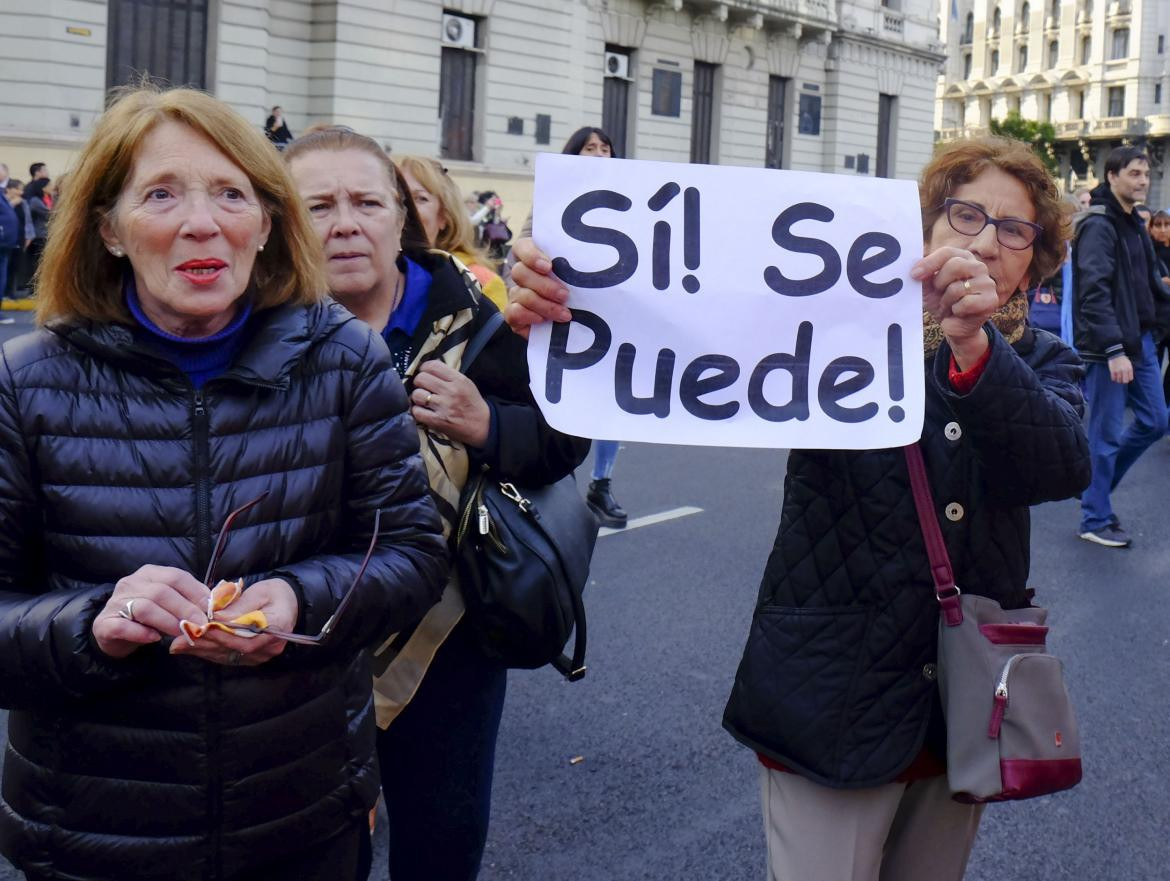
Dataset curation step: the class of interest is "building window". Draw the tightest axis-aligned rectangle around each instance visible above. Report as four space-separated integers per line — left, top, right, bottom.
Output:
1108 85 1124 116
438 12 481 161
1019 1 1030 30
1009 94 1021 114
798 92 822 135
876 94 896 178
962 12 974 43
1110 28 1129 59
1017 43 1028 71
991 49 1000 73
765 76 788 169
1075 90 1085 117
1159 35 1165 54
690 62 717 164
651 69 682 117
963 53 973 79
1156 83 1163 104
993 6 1002 33
107 0 208 89
1042 92 1052 120
602 46 632 158
1048 40 1059 67
1080 35 1091 64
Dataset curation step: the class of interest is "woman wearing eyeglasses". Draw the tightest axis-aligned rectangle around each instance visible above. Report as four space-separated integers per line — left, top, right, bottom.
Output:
505 137 1090 881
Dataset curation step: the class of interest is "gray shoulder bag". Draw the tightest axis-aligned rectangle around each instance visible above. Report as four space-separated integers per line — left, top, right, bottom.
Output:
904 442 1082 803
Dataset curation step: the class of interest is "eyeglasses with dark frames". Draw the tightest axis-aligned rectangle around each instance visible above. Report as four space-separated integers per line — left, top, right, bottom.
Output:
204 492 383 647
941 198 1044 251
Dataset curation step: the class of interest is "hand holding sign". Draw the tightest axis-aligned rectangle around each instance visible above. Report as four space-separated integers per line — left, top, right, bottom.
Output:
526 155 929 450
912 246 999 370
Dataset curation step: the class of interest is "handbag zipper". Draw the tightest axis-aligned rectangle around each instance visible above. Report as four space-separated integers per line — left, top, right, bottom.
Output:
988 652 1033 739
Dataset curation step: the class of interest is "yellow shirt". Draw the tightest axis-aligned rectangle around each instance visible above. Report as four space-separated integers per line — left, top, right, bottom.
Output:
453 249 508 313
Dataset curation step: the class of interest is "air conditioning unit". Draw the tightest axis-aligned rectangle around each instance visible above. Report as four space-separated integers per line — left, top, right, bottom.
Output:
441 13 476 49
604 50 630 79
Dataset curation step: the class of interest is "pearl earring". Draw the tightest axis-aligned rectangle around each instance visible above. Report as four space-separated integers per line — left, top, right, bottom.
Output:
258 244 265 252
109 247 124 257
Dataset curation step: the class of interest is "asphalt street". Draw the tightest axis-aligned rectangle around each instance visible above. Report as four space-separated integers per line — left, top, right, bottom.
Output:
0 308 1166 880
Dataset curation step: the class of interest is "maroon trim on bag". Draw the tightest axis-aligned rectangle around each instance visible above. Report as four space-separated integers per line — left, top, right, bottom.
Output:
988 693 1007 738
904 444 965 625
999 758 1083 798
979 623 1048 646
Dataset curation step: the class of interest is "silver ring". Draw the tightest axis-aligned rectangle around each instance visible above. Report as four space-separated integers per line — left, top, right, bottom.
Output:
116 599 138 622
227 650 242 666
962 278 973 294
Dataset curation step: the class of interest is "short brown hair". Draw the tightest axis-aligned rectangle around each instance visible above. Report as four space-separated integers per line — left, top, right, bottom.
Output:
283 128 429 254
36 85 326 325
395 155 489 263
920 137 1068 287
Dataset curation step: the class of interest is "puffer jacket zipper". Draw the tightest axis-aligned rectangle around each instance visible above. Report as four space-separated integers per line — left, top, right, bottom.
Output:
191 387 223 879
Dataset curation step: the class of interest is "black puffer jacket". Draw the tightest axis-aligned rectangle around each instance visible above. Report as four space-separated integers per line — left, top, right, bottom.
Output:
1073 182 1170 361
724 326 1090 789
0 300 448 879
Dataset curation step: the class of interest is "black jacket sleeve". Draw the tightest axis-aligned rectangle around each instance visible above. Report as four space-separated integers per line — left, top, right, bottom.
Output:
935 327 1091 506
270 326 449 653
1074 215 1126 358
464 298 590 484
0 348 159 706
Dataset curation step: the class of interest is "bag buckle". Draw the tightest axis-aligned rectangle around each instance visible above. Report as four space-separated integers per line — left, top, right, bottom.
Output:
499 482 532 512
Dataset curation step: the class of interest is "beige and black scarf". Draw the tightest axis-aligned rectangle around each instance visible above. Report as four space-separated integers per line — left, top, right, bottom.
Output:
371 257 482 729
921 288 1029 359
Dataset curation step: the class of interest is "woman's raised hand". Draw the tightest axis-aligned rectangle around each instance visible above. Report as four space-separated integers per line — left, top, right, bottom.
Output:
504 238 572 339
93 565 210 659
912 245 999 369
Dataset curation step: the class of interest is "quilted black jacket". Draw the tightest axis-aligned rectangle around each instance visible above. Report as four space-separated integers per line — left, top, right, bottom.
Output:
723 326 1090 789
0 300 448 879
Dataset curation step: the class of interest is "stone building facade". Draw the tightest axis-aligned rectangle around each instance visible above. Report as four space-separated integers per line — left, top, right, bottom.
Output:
1 0 943 216
936 0 1170 205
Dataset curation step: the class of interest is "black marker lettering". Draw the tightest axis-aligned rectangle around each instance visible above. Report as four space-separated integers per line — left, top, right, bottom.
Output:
544 310 611 403
680 355 740 420
763 203 841 297
551 190 638 288
818 357 879 423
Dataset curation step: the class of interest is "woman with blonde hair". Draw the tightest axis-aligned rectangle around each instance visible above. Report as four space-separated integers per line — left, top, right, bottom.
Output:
396 155 508 311
0 86 448 880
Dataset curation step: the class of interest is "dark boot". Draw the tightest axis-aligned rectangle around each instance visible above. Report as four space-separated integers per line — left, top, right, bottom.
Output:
587 479 627 528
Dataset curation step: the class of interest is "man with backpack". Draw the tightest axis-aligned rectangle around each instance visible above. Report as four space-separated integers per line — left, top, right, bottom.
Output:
1074 145 1170 547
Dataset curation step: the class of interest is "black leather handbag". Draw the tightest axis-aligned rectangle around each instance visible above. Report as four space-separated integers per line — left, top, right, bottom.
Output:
453 311 598 680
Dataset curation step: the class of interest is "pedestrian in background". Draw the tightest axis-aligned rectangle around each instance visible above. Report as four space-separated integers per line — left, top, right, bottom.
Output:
0 85 449 881
3 180 32 299
264 104 294 147
505 124 629 527
396 154 508 311
285 126 587 881
1073 145 1170 548
505 135 1091 881
21 177 50 291
0 180 17 302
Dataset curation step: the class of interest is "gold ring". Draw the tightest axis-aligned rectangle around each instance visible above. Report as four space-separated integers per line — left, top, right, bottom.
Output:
425 392 434 406
962 278 973 294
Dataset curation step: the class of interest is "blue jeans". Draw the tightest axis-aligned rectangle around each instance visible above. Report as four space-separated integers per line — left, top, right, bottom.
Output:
1080 332 1169 532
376 620 507 881
591 440 619 481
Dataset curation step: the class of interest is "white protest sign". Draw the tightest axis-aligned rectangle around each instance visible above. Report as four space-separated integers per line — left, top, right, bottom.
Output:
527 154 926 450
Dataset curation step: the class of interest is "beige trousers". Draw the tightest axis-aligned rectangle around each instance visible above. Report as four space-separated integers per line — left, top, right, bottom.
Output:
760 767 984 881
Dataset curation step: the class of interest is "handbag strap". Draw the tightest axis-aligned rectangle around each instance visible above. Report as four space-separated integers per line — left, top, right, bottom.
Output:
459 310 506 375
902 443 964 626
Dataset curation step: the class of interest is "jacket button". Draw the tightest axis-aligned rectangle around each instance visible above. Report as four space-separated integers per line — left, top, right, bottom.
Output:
945 502 964 521
922 663 937 681
944 421 962 441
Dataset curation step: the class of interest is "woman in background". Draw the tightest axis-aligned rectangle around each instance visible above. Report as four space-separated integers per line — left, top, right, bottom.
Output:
396 155 508 312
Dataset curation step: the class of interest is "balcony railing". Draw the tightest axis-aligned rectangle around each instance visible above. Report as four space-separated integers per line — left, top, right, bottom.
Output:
883 12 904 34
1056 120 1086 137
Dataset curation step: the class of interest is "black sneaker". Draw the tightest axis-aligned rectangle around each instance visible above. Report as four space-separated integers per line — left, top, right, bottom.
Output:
586 478 627 528
1079 525 1132 547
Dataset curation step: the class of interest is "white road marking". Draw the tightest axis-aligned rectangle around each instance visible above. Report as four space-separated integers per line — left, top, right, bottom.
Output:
598 506 704 538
